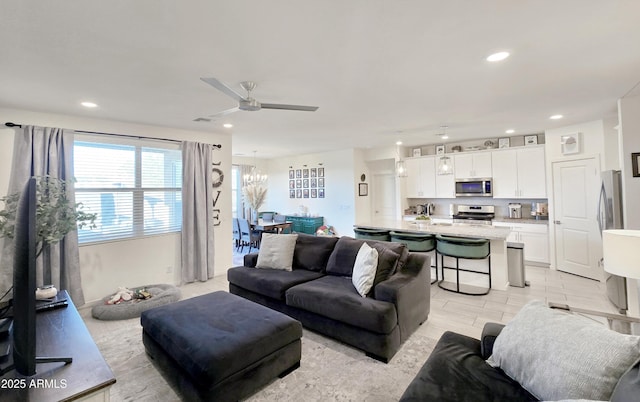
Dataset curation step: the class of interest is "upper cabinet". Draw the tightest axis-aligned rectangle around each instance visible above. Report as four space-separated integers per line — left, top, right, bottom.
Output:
453 152 492 179
405 156 436 198
435 156 455 198
492 146 546 198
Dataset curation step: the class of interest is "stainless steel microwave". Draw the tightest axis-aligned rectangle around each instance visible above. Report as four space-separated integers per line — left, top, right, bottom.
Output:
455 178 492 197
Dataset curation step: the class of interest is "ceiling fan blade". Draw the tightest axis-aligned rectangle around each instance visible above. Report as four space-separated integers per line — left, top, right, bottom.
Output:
200 77 246 102
208 107 240 119
260 103 319 112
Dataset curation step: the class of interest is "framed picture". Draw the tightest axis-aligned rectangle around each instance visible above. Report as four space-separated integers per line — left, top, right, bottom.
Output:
303 189 309 198
289 180 295 189
412 148 422 157
632 153 640 177
319 188 325 198
318 168 324 177
561 133 581 155
524 135 538 146
296 189 302 198
311 178 317 188
311 189 317 198
498 138 510 149
296 179 302 188
435 144 445 155
318 178 325 188
295 169 302 178
310 168 317 177
303 169 309 178
358 183 368 196
289 190 295 198
289 170 295 179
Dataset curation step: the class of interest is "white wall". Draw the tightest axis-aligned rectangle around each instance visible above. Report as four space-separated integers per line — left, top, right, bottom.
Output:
544 120 607 271
0 108 232 304
264 148 358 237
618 95 640 319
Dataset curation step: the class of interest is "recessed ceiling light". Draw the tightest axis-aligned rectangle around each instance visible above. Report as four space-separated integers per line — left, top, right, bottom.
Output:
550 114 564 120
223 123 233 128
505 129 515 134
81 101 98 108
486 51 510 62
396 141 403 145
441 135 449 140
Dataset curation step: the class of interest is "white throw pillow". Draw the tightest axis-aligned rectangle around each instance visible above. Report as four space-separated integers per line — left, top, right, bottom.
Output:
487 300 640 401
351 243 378 297
256 233 298 271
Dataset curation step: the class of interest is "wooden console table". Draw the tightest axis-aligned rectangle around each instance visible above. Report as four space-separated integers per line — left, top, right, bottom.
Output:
0 291 115 401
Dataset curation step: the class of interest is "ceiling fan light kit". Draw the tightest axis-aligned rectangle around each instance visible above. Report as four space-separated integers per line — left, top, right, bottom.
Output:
198 77 318 121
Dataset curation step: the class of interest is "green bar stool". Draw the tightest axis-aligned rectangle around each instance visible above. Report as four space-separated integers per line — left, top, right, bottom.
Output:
353 228 391 241
436 234 491 296
390 231 437 284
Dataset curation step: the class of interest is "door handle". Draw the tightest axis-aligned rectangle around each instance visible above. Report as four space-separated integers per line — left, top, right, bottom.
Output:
554 220 562 224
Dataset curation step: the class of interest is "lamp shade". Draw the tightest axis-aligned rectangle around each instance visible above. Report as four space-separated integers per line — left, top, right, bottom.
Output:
603 229 640 279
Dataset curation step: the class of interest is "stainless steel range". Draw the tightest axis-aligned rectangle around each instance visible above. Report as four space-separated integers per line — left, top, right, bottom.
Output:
452 205 495 225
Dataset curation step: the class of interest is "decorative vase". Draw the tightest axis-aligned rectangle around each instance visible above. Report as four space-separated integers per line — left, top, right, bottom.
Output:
252 209 259 224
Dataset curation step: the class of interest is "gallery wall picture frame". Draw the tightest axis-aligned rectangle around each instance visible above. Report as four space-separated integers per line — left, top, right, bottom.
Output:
289 180 295 189
524 135 538 146
311 189 317 198
358 183 368 196
318 168 324 177
310 168 317 177
318 178 325 188
296 189 302 198
498 138 510 148
435 144 445 155
296 179 302 188
311 178 317 188
303 169 309 178
289 190 295 198
303 189 310 198
632 153 640 177
303 179 309 188
296 169 302 178
319 189 325 198
289 170 295 179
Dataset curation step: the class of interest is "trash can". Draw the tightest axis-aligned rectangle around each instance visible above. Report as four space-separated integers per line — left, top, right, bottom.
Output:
507 242 527 287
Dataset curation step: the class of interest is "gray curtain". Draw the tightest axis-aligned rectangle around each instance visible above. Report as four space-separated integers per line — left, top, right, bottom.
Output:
0 126 84 304
181 141 215 283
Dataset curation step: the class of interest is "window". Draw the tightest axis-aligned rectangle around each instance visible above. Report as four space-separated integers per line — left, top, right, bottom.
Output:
73 135 182 244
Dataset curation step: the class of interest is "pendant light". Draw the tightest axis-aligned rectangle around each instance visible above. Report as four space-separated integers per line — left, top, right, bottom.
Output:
243 151 268 185
436 126 452 175
395 141 407 177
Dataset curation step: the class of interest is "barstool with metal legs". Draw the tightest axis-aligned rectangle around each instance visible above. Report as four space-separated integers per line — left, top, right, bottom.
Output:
353 227 391 241
436 234 491 295
389 231 438 284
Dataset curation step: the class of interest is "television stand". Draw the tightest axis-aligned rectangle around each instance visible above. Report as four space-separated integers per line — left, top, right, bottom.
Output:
0 291 115 400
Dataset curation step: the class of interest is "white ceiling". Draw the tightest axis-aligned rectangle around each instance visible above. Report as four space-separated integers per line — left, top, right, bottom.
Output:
1 1 639 158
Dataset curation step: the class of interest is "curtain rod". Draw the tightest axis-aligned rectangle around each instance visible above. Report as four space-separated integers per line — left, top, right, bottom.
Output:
4 122 222 149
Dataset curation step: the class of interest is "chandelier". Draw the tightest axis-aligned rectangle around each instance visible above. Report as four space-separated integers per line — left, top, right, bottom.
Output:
243 151 268 186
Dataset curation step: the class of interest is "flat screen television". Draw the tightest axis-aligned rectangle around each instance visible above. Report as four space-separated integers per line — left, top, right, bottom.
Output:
1 177 71 376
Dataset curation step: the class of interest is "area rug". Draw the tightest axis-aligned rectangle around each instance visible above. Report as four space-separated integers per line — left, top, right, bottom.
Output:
85 310 438 401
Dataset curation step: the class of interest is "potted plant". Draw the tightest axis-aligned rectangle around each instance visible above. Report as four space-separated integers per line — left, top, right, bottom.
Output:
242 183 267 224
0 176 97 258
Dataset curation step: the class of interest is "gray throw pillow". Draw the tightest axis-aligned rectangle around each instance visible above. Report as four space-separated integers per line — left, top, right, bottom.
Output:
487 300 640 401
256 233 298 271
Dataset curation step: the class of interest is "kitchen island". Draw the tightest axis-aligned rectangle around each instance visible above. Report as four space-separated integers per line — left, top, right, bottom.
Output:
354 220 513 291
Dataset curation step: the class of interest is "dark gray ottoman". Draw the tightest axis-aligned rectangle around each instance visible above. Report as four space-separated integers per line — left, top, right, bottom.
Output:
141 291 302 402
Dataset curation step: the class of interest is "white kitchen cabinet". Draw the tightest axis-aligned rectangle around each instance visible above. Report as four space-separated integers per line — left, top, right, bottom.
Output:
435 156 455 198
454 152 492 178
492 147 546 198
493 221 549 264
404 156 436 198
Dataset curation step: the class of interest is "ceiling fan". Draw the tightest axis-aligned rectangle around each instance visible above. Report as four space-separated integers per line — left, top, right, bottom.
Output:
198 77 319 120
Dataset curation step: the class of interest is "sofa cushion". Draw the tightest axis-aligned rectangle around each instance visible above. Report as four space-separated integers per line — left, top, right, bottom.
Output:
285 275 397 334
352 243 378 297
325 236 407 284
227 266 324 301
487 300 640 401
399 331 537 402
292 233 339 272
256 233 298 270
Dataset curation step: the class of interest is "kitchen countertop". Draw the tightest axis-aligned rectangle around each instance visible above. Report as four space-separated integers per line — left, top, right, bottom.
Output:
355 220 511 240
492 217 549 225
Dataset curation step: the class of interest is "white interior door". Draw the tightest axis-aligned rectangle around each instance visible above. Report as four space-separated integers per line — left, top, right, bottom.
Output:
372 173 396 221
552 157 602 280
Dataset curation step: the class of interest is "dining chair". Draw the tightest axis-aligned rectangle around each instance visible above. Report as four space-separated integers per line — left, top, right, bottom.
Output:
261 212 274 221
238 218 261 253
232 218 241 251
274 214 292 234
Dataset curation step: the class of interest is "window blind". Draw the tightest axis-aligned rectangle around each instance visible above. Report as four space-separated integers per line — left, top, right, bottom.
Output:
73 135 182 244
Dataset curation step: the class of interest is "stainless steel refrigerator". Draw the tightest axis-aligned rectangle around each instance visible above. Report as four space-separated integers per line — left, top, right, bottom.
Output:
598 170 626 312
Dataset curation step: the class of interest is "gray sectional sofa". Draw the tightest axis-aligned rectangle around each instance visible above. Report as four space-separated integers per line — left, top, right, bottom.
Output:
227 234 431 362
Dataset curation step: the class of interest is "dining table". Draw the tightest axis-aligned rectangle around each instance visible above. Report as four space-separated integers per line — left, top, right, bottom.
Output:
251 219 293 234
